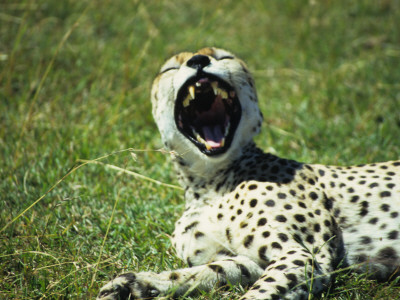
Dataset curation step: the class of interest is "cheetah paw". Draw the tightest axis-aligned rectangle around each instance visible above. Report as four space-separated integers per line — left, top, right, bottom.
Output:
97 273 161 300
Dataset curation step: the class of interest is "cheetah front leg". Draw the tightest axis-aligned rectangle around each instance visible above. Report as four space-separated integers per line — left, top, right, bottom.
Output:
241 247 334 300
97 255 263 299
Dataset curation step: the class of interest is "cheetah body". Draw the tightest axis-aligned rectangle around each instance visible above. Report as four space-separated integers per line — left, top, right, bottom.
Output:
98 48 400 300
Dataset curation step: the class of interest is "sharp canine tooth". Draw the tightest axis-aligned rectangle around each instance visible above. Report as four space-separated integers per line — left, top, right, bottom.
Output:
211 81 218 95
195 82 201 87
183 94 192 107
196 133 212 150
188 86 195 99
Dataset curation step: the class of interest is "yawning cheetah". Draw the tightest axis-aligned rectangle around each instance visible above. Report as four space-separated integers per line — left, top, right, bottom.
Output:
98 48 400 300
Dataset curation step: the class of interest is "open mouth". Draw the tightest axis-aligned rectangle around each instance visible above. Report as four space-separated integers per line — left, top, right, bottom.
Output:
174 73 241 156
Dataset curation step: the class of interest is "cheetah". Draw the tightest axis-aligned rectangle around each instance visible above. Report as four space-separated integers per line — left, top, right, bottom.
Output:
98 48 400 300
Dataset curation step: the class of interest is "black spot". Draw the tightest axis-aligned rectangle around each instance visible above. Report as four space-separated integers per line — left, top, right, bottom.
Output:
248 184 258 190
360 201 369 216
259 246 268 261
262 231 270 238
293 260 305 266
347 187 355 193
265 199 275 207
387 183 395 189
306 235 315 244
369 182 379 188
308 178 316 185
314 224 321 232
264 277 276 282
323 195 333 211
243 235 254 248
184 221 199 233
278 233 289 242
294 214 306 222
284 204 293 210
275 264 287 270
318 169 325 176
381 204 390 212
377 247 398 260
360 236 372 244
240 222 248 228
391 212 398 218
277 193 287 199
309 192 318 200
194 249 203 255
217 213 223 220
324 220 331 227
380 191 391 198
237 209 243 215
388 230 399 240
266 185 274 191
272 242 282 249
369 217 378 224
250 199 258 207
194 231 204 239
276 215 287 222
315 209 321 215
258 218 267 226
350 195 359 203
298 184 305 190
298 202 307 209
323 233 330 242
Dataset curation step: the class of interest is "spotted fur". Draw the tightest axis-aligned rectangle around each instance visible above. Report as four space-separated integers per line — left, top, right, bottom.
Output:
98 48 400 300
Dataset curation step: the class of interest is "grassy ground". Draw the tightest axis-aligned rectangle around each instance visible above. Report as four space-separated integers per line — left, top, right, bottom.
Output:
1 0 400 299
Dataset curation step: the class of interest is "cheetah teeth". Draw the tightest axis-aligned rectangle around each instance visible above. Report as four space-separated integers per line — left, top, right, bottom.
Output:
196 133 225 150
188 85 195 99
183 82 234 108
211 81 218 95
183 93 194 107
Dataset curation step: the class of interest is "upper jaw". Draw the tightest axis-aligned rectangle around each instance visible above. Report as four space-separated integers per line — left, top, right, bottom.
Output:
174 71 241 156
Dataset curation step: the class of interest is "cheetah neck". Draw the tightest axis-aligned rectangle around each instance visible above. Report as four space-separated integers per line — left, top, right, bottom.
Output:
171 142 291 205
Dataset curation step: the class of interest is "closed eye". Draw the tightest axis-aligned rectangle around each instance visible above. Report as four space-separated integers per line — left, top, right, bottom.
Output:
217 56 234 60
160 67 179 74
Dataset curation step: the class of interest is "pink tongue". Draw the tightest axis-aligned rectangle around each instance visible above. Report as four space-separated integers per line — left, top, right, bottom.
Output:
202 125 223 148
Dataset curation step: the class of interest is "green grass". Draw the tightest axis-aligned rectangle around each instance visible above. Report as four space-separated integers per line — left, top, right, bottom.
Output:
1 0 400 299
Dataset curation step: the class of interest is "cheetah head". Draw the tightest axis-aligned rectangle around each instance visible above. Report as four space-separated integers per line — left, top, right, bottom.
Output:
151 48 263 166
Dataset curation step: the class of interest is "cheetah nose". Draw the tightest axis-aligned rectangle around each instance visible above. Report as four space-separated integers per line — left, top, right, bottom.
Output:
187 55 210 70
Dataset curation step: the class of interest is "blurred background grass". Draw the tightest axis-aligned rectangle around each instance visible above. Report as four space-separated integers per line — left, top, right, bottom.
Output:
1 0 400 298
